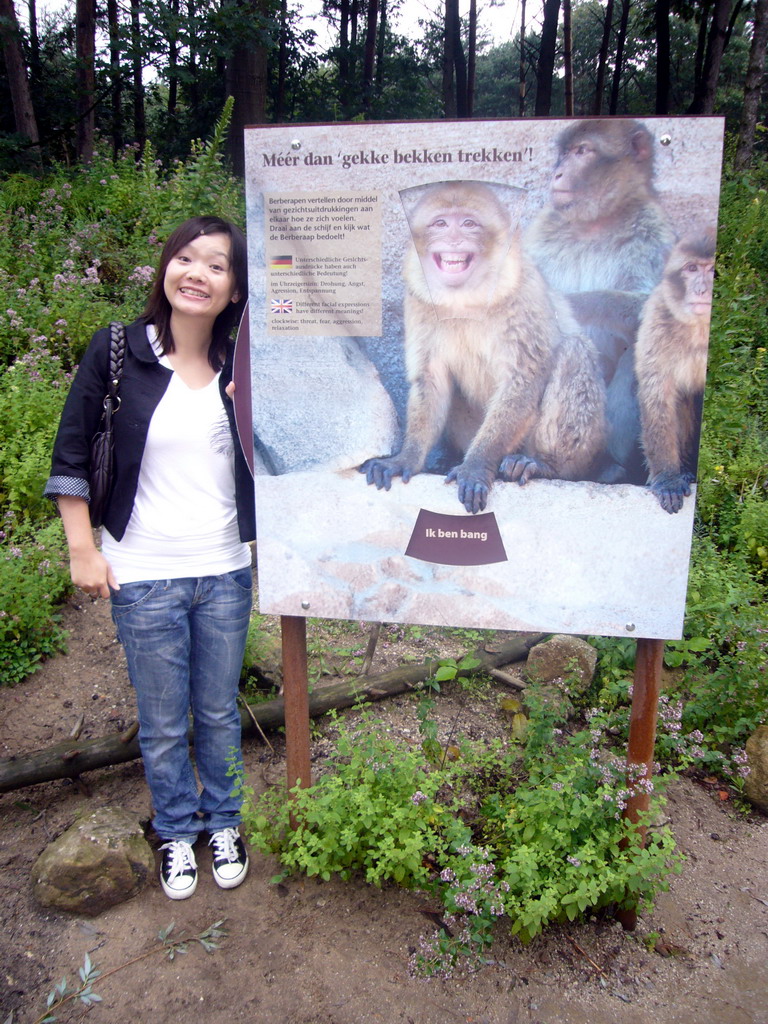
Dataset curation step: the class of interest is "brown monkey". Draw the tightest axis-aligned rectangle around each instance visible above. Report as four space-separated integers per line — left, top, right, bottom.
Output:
526 119 676 299
361 181 606 514
525 119 677 483
636 235 716 514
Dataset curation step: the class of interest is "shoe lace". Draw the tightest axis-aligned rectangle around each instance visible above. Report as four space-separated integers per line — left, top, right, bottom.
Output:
210 828 239 862
161 841 196 878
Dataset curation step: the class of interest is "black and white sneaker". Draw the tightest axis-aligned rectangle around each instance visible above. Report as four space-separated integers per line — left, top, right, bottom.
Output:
209 827 249 889
159 840 198 900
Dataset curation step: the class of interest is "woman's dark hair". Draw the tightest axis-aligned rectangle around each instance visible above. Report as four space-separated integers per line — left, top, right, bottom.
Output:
142 216 248 370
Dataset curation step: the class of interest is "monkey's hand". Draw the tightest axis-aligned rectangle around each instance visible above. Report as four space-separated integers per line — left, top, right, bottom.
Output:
445 462 495 514
360 456 416 491
499 454 556 486
649 471 691 514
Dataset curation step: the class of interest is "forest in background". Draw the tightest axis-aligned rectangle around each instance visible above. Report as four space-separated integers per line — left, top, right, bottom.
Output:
1 0 768 174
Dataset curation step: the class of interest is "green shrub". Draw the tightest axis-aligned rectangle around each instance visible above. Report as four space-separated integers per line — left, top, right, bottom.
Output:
240 700 681 976
0 518 71 684
0 100 244 368
242 709 447 887
0 347 71 523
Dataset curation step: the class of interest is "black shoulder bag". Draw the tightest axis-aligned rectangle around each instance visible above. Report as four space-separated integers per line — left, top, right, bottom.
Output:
88 321 126 528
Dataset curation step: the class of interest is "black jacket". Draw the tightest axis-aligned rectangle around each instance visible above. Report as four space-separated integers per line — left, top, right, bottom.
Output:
45 318 256 543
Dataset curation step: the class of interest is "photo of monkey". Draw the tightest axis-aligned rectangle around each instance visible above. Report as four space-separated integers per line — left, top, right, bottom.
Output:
525 118 678 487
244 117 724 637
362 181 606 513
636 235 716 514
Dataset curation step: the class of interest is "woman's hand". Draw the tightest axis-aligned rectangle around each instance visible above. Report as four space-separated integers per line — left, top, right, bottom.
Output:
57 495 119 599
69 546 119 599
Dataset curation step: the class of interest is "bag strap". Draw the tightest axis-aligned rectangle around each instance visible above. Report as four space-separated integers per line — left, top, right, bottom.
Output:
105 321 127 409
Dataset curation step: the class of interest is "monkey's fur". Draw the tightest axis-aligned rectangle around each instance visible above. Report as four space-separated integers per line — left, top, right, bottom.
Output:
362 182 606 514
525 119 676 298
524 119 678 484
636 235 716 514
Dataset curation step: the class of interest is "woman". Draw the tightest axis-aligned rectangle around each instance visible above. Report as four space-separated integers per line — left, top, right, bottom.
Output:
45 216 256 900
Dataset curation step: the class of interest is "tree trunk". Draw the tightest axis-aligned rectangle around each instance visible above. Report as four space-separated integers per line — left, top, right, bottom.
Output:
0 635 547 794
689 0 733 113
75 0 96 162
350 0 359 75
187 0 199 111
693 1 711 94
27 0 40 88
563 0 573 115
0 0 42 168
452 0 468 116
276 0 288 120
226 49 268 175
167 0 179 117
338 0 351 116
593 0 614 114
518 0 526 115
609 0 630 114
130 0 145 153
466 0 477 115
375 0 386 91
535 0 561 116
362 0 378 111
340 0 360 115
655 0 671 114
226 0 268 175
734 0 768 170
725 0 745 49
107 0 123 157
443 0 455 116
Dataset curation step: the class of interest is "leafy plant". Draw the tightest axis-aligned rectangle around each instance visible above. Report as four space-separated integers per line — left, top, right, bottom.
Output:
431 654 483 687
241 708 447 887
240 698 681 977
0 518 71 684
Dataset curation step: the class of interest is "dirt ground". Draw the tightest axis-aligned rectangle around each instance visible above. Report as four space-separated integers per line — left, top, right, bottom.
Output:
1 591 767 1024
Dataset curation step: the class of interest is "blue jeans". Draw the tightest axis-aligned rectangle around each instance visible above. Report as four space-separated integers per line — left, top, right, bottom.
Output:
111 570 252 842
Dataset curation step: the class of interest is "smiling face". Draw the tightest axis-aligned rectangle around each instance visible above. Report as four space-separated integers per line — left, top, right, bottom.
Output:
409 183 512 297
163 232 240 325
424 209 486 285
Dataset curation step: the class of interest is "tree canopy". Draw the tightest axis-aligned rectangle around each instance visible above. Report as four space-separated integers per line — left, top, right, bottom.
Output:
1 0 767 171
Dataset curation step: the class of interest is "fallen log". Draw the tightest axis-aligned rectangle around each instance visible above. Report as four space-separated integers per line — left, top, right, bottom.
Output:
0 633 546 794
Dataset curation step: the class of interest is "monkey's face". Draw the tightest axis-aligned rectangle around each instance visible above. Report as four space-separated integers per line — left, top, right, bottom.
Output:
679 259 715 318
550 141 626 225
419 207 490 289
404 184 513 309
550 121 654 225
551 141 600 208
